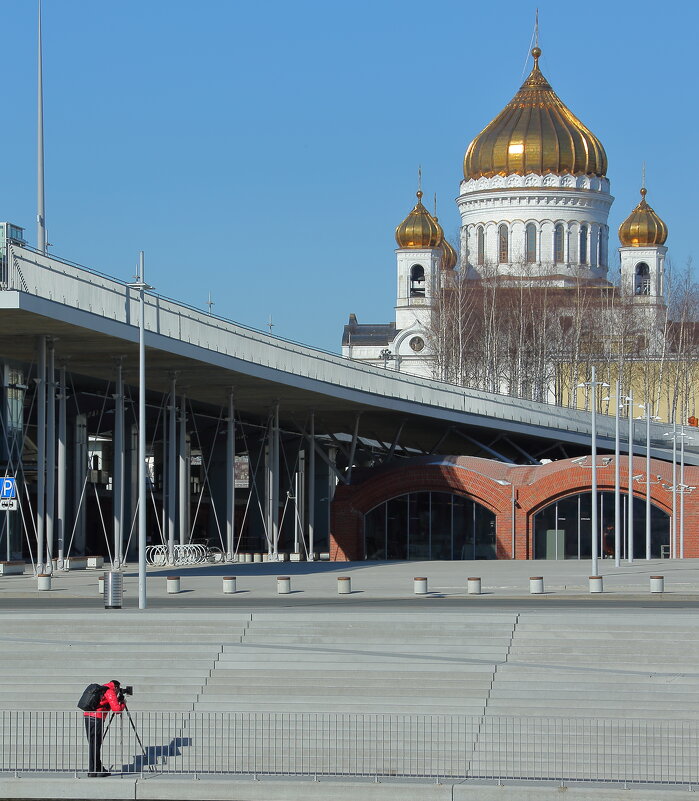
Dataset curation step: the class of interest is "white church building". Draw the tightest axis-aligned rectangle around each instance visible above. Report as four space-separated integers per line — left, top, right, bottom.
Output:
341 46 668 378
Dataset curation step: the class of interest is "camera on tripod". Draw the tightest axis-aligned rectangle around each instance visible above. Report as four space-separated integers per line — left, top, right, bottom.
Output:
117 685 133 703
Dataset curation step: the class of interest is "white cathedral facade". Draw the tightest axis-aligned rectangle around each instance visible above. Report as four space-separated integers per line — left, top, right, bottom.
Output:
342 46 669 379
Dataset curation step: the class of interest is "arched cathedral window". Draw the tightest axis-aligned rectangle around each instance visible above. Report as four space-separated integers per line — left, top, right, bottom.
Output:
410 264 425 297
525 223 537 263
554 224 564 264
477 227 485 266
498 224 508 264
635 262 650 295
598 228 607 267
579 225 588 265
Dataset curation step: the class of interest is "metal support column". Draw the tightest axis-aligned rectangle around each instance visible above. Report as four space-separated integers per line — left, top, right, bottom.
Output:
178 394 188 548
645 404 652 560
271 403 280 559
590 366 599 578
308 413 315 561
35 335 46 574
627 391 634 563
113 361 124 568
167 374 177 564
613 382 621 568
45 341 55 570
225 392 235 560
680 426 686 559
57 364 66 569
134 251 149 609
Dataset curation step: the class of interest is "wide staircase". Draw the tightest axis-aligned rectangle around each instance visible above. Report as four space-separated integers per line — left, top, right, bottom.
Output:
1 609 699 781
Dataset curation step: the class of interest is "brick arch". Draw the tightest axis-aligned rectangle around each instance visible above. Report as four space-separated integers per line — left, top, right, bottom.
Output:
329 456 697 562
331 463 514 561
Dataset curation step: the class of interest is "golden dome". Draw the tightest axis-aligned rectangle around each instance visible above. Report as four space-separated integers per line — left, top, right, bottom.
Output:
618 187 668 246
395 191 443 249
463 48 607 181
433 216 457 269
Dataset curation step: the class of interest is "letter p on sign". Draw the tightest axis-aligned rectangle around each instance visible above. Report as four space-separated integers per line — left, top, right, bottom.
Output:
1 478 16 499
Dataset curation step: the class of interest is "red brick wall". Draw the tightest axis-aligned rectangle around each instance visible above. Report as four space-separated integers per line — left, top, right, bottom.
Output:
330 456 699 561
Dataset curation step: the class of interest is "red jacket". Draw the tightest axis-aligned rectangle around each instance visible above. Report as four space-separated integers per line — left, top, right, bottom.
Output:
83 682 126 719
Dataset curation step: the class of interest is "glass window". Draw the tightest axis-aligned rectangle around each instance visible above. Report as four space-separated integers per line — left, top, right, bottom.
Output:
477 227 485 266
498 224 508 263
579 225 588 264
599 228 607 267
364 503 386 560
525 223 536 263
364 492 496 560
554 224 564 264
533 491 669 559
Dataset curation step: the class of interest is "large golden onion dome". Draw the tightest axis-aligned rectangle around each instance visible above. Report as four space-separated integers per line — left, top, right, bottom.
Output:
463 47 607 180
618 187 668 247
395 191 443 248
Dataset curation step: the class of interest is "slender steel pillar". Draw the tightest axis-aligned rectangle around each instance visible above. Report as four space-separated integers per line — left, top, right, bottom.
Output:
57 364 66 569
627 391 634 563
225 392 235 559
308 413 315 561
36 0 46 254
167 375 177 564
645 405 651 560
295 451 305 556
45 342 55 570
671 422 677 559
178 394 188 548
680 426 686 559
35 335 46 574
613 382 621 567
590 366 598 578
113 361 124 568
137 252 147 609
271 403 280 558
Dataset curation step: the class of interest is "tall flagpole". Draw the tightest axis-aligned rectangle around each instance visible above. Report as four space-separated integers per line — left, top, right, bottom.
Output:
37 0 46 254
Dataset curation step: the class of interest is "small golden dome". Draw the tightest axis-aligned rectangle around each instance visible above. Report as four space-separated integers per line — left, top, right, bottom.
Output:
395 191 443 249
463 47 607 180
441 237 458 270
433 216 457 269
618 187 668 247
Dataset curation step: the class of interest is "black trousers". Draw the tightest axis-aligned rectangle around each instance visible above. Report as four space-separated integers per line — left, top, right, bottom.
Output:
84 716 105 773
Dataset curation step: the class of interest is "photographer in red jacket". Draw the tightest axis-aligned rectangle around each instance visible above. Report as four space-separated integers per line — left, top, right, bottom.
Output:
83 680 126 777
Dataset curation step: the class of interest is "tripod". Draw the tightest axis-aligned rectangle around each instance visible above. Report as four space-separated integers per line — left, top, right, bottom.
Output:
103 701 154 773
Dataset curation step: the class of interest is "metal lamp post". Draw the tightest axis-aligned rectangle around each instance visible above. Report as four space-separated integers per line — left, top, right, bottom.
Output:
128 253 153 610
577 367 609 577
638 403 661 560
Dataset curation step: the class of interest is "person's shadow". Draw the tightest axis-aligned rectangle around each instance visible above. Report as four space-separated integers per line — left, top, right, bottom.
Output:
120 736 192 773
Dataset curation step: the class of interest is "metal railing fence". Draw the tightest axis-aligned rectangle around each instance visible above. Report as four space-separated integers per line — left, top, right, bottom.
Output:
1 711 698 784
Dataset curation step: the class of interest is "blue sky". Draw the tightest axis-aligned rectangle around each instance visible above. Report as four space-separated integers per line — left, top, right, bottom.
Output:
0 0 695 352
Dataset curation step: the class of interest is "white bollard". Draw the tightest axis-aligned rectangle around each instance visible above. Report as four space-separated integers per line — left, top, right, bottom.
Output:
98 574 105 596
244 553 253 563
529 576 544 594
414 577 428 595
37 574 51 591
589 575 603 594
650 575 665 593
167 576 180 594
222 576 237 594
253 553 263 563
337 576 351 594
467 577 482 595
277 576 291 594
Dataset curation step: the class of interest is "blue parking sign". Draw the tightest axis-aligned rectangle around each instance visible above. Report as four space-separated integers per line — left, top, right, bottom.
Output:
1 478 16 499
